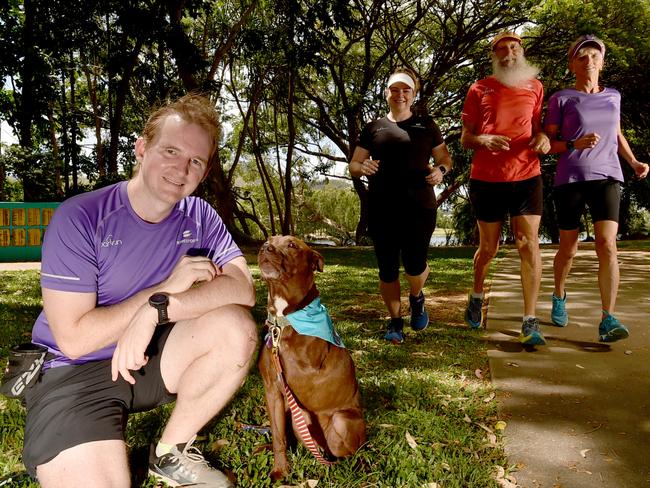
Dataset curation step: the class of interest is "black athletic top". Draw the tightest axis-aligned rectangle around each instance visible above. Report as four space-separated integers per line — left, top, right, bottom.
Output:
358 114 444 209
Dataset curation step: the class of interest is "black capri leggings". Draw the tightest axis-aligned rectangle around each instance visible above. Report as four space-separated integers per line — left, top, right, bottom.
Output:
369 205 437 283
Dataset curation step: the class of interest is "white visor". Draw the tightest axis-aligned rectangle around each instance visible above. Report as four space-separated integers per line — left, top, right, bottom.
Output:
387 73 415 90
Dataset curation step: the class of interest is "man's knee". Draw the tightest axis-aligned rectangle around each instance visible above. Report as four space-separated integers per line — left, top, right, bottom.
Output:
595 235 616 257
476 242 498 264
514 232 539 259
209 305 258 368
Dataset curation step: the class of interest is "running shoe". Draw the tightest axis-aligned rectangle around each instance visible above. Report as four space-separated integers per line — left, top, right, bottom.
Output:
598 313 629 343
551 292 568 327
149 436 233 487
409 291 429 331
465 293 483 329
384 318 405 344
519 317 546 346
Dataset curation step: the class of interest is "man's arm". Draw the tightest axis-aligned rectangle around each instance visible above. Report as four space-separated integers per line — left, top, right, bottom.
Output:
44 255 253 359
461 122 511 152
529 116 550 154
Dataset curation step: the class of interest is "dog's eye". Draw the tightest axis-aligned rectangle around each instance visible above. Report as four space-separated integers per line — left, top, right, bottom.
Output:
288 241 297 249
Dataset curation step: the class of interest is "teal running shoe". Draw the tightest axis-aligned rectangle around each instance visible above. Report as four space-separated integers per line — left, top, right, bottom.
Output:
551 292 568 327
598 313 629 343
465 294 483 329
519 317 546 346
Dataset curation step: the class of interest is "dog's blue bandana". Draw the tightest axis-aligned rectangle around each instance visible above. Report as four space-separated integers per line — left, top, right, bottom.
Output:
285 297 345 348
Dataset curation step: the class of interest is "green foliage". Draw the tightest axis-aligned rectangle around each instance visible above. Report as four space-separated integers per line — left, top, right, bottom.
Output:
2 0 650 240
1 247 516 487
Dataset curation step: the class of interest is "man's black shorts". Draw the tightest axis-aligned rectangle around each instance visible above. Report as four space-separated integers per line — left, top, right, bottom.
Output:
469 175 543 223
553 179 621 230
22 323 177 478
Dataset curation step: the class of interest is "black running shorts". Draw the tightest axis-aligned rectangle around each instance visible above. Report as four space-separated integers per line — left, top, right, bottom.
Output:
469 175 543 223
369 204 437 283
22 323 176 478
553 179 621 230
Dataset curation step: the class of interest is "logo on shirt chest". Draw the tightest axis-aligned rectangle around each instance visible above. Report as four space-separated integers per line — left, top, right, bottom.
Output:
101 234 123 247
177 229 199 245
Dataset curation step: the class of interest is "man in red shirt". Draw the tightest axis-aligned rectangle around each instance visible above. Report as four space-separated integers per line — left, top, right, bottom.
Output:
461 31 550 345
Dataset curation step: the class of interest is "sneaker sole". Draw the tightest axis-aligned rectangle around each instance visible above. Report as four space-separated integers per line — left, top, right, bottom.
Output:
599 328 629 343
519 332 546 346
148 468 186 487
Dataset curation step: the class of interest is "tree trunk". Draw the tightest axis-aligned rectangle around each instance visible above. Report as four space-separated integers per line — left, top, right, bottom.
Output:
81 51 105 179
107 37 145 176
69 52 79 193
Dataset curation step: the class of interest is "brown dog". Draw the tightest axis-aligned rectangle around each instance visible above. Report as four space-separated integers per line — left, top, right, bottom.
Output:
258 235 366 480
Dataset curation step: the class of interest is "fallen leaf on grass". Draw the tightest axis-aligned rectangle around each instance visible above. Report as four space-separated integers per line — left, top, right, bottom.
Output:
405 431 418 449
378 423 396 429
495 421 507 431
487 432 497 445
279 482 319 488
475 368 484 379
476 422 494 434
463 414 472 423
484 392 496 403
210 439 230 450
422 483 440 488
494 465 519 487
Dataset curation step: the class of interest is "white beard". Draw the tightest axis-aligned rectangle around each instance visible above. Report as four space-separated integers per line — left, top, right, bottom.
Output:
491 55 540 87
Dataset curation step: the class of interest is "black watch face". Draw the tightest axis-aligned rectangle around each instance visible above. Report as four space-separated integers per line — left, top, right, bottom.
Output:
149 293 168 307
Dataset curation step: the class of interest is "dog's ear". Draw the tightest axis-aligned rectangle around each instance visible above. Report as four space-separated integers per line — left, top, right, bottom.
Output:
312 249 324 272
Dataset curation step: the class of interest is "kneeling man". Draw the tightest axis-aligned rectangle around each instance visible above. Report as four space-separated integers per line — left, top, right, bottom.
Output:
23 94 257 488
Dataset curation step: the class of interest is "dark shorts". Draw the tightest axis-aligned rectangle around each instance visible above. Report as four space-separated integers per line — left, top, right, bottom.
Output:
469 176 543 223
554 179 621 230
369 204 437 283
22 323 177 478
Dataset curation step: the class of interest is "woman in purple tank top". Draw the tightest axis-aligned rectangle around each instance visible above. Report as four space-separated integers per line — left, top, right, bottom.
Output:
544 34 649 342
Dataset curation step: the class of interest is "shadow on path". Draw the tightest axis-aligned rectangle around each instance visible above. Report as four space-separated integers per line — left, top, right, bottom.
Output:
485 245 650 487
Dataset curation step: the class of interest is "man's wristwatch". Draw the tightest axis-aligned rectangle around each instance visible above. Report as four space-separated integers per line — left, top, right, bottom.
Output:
148 293 170 325
438 165 448 176
566 140 575 151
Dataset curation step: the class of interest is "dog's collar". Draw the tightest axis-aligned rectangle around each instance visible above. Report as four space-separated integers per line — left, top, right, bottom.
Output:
265 297 345 349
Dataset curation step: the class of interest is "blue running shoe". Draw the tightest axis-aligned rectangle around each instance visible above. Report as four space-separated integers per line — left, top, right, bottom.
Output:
551 292 568 327
409 291 429 331
519 317 546 346
598 313 629 343
465 293 483 329
384 318 405 344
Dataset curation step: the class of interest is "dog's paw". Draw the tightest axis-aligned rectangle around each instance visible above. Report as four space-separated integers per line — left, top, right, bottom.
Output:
270 465 289 482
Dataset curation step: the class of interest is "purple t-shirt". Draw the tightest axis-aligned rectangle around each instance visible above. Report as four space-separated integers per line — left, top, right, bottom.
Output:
545 87 623 186
32 181 243 368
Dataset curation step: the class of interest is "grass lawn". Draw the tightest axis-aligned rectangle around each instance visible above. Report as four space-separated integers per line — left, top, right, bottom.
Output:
0 245 512 487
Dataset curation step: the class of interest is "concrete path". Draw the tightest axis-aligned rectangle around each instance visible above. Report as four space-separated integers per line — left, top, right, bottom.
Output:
485 244 650 488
